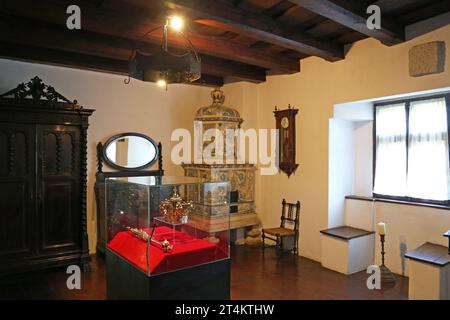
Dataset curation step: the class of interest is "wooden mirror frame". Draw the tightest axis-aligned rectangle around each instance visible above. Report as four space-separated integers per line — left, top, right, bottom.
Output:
101 132 159 172
95 133 163 253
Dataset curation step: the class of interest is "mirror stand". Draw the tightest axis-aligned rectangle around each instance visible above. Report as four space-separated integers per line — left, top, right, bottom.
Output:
94 133 164 254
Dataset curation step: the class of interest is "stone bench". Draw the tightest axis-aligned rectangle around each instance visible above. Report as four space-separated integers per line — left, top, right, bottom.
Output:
444 230 450 254
405 242 450 300
320 226 375 275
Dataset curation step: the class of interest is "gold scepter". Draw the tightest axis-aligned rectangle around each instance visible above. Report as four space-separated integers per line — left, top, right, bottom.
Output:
126 226 173 252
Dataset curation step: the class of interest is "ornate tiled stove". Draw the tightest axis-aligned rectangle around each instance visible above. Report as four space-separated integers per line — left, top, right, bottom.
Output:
182 89 259 236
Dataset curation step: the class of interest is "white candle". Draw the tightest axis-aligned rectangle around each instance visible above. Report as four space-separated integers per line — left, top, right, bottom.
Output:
377 222 386 235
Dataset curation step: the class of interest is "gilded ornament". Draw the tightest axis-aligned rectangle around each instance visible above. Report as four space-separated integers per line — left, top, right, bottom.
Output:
126 226 173 252
159 187 193 224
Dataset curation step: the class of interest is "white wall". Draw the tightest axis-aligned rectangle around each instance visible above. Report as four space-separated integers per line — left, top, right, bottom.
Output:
334 101 373 121
328 116 374 228
328 119 355 228
229 22 450 262
353 121 373 196
345 198 450 277
338 84 450 277
328 116 373 228
375 202 450 277
0 58 213 253
344 198 374 231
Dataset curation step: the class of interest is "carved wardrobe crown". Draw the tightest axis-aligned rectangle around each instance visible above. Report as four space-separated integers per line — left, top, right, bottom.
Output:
0 76 81 108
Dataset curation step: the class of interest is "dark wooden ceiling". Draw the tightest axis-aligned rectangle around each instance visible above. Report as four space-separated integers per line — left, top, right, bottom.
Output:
0 0 449 86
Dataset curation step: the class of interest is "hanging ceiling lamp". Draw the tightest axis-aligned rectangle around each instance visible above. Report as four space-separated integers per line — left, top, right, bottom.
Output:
126 15 201 89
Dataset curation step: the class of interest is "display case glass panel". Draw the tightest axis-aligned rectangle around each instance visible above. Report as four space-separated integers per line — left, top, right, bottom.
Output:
106 176 230 276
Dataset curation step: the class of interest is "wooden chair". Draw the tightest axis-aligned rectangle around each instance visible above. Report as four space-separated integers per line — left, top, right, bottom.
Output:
262 199 301 254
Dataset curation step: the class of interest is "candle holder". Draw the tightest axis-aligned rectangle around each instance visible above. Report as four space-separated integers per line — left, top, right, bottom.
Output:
379 234 396 287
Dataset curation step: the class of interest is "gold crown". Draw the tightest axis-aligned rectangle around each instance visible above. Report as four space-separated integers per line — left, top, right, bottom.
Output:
159 187 193 224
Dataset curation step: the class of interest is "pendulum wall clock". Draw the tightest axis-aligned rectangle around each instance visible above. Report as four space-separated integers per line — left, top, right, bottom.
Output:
274 104 299 177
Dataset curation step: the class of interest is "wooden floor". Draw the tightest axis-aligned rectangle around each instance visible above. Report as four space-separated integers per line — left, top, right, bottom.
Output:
0 246 408 300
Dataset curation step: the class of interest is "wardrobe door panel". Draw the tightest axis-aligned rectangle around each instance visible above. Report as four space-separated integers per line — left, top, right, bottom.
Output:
0 123 35 259
0 77 94 275
41 181 78 249
37 125 81 254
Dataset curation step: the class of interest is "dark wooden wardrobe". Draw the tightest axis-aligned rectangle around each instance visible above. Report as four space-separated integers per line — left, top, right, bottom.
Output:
0 77 94 275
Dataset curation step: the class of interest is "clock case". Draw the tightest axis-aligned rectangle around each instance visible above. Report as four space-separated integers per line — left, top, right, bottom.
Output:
274 106 299 177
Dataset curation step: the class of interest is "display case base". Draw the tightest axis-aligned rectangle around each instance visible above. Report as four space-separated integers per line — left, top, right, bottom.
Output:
106 249 230 300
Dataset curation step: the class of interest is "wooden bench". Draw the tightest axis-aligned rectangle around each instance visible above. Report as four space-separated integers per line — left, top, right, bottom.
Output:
320 226 375 275
405 242 450 300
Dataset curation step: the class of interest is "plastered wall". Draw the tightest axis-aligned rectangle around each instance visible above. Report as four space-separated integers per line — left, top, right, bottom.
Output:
226 23 450 262
0 58 213 252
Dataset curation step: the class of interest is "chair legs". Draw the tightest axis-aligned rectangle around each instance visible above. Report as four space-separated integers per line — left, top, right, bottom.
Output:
277 235 282 252
261 231 279 252
292 233 299 255
261 230 265 251
261 232 299 255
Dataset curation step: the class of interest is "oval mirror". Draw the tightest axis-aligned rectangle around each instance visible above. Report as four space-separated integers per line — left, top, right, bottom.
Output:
103 133 158 171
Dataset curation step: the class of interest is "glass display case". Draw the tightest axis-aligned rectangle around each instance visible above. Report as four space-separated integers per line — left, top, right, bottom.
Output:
104 176 231 299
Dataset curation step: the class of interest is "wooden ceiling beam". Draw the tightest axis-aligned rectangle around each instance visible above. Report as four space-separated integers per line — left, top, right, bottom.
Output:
0 42 130 75
0 16 225 86
192 74 224 87
0 41 223 87
0 0 300 73
143 28 298 73
398 0 450 25
201 56 266 83
163 0 344 61
0 0 297 73
0 14 265 83
0 15 133 61
288 0 405 45
372 0 427 14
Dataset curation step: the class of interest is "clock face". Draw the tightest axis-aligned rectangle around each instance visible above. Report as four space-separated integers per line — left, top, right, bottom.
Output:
281 117 289 129
274 107 298 177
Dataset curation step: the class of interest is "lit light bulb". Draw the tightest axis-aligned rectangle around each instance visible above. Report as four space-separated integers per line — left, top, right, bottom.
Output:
169 15 183 31
157 79 167 87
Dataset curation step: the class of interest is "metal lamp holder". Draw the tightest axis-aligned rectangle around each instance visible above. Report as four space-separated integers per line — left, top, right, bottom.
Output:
124 17 200 86
379 234 396 287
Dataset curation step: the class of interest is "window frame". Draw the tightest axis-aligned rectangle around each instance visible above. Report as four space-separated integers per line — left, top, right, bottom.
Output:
373 93 450 206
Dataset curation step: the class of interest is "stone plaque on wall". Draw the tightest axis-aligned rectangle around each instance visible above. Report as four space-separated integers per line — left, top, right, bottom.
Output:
409 41 446 77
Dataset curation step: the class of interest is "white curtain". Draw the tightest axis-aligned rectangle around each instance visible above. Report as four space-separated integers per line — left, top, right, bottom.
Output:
407 98 450 200
373 103 407 196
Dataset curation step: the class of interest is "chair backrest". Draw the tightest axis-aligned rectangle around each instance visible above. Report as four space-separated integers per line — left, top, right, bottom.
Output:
280 199 301 231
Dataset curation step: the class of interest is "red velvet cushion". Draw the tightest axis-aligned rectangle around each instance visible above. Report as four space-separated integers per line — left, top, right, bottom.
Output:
107 226 228 275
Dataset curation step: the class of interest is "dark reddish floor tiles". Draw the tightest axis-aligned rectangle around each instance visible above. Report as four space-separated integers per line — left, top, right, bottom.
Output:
0 246 408 300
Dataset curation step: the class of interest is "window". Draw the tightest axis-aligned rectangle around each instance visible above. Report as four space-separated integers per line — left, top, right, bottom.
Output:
373 95 450 204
